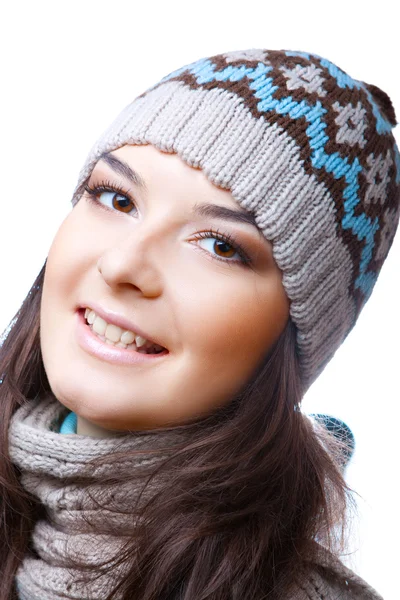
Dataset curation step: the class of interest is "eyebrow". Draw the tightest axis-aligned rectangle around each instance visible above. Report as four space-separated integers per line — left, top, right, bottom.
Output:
98 152 261 233
99 152 148 192
192 202 261 232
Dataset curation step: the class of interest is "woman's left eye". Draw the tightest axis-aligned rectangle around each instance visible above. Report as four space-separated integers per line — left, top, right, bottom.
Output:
84 182 137 215
193 231 251 266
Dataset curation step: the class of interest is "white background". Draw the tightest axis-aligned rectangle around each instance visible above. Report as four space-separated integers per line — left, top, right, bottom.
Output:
0 2 398 598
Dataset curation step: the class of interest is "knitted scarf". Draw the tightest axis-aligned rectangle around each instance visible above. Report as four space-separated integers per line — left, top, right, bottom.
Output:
8 394 182 599
8 395 383 600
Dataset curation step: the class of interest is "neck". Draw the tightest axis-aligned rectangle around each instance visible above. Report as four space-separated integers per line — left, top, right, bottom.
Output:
77 414 119 438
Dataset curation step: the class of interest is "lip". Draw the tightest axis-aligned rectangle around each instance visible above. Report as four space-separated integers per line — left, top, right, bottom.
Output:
76 309 169 366
77 301 166 349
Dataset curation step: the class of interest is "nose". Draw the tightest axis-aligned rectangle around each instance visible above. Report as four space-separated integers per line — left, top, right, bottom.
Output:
97 225 164 298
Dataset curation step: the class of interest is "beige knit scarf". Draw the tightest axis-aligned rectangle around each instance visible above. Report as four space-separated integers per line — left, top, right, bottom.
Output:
8 394 181 599
8 395 383 600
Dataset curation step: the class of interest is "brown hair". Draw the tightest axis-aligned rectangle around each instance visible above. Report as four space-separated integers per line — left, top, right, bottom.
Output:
0 262 355 599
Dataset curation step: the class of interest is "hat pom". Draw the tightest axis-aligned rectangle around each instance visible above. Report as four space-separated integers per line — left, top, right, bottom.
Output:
365 82 397 126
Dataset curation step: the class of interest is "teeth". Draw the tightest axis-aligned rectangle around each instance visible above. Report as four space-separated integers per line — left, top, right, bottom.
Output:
115 342 127 349
83 307 165 353
93 316 107 336
135 335 147 348
121 331 135 345
105 324 123 343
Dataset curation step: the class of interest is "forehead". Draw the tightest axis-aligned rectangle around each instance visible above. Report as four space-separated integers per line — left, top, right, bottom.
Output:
92 145 262 233
98 144 231 199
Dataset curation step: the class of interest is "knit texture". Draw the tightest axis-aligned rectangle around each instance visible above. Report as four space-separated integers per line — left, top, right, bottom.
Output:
8 395 183 599
71 48 400 393
9 395 384 600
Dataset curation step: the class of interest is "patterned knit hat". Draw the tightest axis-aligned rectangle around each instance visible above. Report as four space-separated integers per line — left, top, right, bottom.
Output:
72 49 400 393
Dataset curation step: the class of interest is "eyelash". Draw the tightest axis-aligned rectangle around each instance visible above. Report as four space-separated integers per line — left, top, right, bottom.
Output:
83 180 252 267
85 180 136 210
192 229 251 266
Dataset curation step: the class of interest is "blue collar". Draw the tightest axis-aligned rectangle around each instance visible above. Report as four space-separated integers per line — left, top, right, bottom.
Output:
59 411 77 434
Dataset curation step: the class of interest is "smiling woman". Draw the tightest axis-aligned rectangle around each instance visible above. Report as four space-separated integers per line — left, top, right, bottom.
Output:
0 48 399 600
41 144 289 433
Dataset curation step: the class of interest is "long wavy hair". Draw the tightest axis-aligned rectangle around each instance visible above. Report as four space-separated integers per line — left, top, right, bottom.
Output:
0 259 355 599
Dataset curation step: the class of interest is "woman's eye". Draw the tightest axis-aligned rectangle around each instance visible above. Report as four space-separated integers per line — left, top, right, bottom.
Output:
84 182 138 216
97 191 137 215
194 233 250 265
197 237 238 260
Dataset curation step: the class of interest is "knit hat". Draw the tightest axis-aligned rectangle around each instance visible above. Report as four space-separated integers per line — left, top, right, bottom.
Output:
71 49 400 393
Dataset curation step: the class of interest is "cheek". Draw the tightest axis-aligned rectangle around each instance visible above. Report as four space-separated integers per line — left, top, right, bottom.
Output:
45 208 98 284
42 203 105 312
174 268 289 391
40 207 98 358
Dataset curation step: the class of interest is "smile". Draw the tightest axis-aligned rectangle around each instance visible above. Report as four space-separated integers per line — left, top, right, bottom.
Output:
76 309 169 366
84 308 165 354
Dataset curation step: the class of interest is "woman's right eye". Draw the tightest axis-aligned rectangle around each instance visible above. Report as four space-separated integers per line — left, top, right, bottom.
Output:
84 183 138 216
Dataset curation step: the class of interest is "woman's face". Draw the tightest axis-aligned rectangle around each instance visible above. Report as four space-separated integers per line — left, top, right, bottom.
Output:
40 144 290 431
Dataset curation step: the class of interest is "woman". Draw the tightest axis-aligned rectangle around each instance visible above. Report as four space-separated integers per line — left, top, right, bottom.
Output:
1 48 397 599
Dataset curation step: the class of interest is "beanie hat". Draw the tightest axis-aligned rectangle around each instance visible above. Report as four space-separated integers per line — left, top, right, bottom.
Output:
71 49 400 393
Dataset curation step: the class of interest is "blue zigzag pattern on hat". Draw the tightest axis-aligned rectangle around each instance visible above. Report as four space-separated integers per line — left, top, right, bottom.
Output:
158 57 393 298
